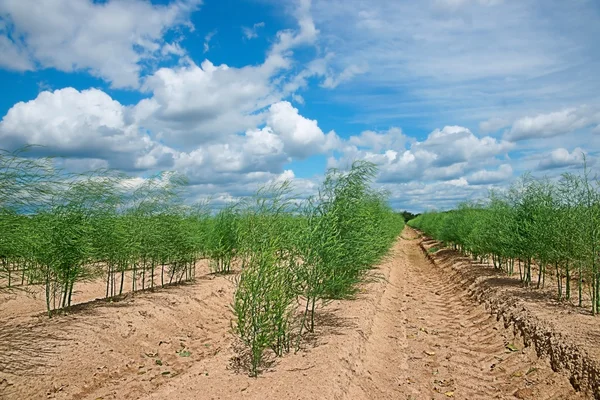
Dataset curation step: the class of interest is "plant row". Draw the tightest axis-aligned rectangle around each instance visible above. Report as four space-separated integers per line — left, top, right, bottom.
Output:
1 148 404 375
231 161 404 375
408 168 600 314
1 148 215 314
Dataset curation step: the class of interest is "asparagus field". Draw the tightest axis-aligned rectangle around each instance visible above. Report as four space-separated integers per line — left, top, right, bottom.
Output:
2 148 600 399
408 168 600 314
0 148 404 378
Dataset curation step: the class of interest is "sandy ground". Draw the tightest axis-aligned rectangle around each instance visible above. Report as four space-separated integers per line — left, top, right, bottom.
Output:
0 262 209 320
0 228 591 399
420 233 600 397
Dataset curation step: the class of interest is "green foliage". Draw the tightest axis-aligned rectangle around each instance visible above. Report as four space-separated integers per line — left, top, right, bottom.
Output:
207 205 239 274
0 148 203 315
401 210 420 222
1 148 404 375
232 183 298 376
231 161 404 375
408 165 600 313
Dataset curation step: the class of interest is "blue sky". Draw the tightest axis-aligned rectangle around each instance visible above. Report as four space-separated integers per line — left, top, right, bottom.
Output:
1 0 599 211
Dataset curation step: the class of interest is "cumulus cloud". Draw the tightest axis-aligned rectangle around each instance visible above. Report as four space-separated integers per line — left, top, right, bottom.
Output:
538 148 586 170
173 140 285 185
0 0 200 88
505 106 600 142
137 60 280 143
0 0 337 200
0 88 176 171
424 162 468 181
0 86 336 195
330 125 512 186
467 164 513 185
370 147 435 183
0 0 333 211
416 126 513 167
133 1 324 146
349 127 407 152
7 0 597 214
267 101 339 158
184 170 319 207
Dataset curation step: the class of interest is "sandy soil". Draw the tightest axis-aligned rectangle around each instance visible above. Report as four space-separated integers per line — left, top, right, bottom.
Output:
0 228 591 399
420 232 600 398
0 262 210 320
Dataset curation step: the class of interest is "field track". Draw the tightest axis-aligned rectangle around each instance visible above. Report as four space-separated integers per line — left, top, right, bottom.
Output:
339 228 583 400
0 228 589 399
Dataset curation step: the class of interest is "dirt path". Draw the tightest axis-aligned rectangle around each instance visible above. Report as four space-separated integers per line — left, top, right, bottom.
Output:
340 228 582 400
0 229 587 399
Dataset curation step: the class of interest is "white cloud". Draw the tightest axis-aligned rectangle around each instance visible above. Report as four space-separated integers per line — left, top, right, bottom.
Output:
0 0 336 201
309 0 600 128
137 60 280 143
538 148 586 170
0 0 337 210
321 64 367 89
424 162 467 181
348 127 407 152
280 55 330 95
291 94 305 105
183 170 319 206
0 86 336 195
446 177 469 187
242 22 265 40
270 0 318 56
467 164 513 185
505 106 600 142
479 117 510 134
382 179 488 212
161 42 186 57
204 30 217 53
330 125 512 186
7 0 597 213
0 88 176 171
0 35 33 71
134 1 323 146
0 0 200 88
267 101 339 158
245 127 286 158
416 126 514 167
172 127 289 186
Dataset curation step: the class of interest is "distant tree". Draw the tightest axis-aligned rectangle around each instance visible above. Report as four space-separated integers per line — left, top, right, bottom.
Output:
400 210 420 222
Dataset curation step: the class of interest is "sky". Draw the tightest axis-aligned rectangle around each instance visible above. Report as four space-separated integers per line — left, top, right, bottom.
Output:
0 0 599 212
